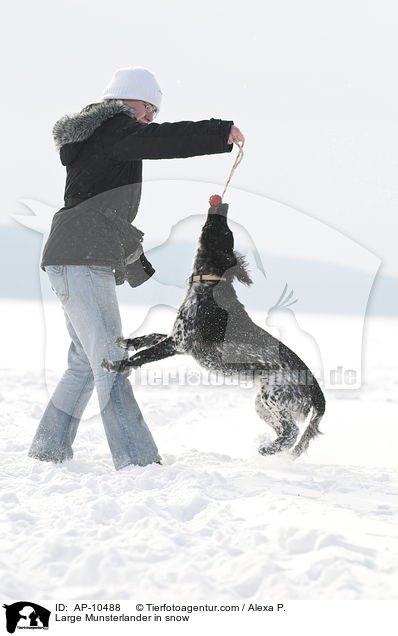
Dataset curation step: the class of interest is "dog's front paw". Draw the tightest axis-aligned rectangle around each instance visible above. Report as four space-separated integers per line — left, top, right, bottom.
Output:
115 336 135 351
101 358 128 373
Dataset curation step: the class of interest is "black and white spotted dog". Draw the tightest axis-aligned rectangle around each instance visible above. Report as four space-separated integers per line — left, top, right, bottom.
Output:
102 202 325 457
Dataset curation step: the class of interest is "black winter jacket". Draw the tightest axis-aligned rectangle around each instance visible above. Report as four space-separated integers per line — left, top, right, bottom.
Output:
41 100 234 284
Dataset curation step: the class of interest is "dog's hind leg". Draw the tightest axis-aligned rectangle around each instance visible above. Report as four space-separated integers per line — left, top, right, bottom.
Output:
255 388 299 455
116 333 168 351
255 391 283 436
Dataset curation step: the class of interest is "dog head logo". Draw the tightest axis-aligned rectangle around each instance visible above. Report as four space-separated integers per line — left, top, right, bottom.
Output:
2 602 51 633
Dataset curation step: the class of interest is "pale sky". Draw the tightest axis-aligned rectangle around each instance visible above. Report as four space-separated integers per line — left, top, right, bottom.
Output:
2 0 398 279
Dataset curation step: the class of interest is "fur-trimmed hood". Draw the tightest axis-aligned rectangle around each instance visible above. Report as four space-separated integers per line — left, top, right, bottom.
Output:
52 99 136 164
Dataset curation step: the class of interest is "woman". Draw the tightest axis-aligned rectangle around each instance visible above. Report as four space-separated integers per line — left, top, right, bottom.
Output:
28 66 244 471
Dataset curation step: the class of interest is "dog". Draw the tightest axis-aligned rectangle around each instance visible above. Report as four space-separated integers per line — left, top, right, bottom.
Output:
102 201 325 457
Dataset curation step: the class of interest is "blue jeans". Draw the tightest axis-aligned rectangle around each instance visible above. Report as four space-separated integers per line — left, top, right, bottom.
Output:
29 265 161 470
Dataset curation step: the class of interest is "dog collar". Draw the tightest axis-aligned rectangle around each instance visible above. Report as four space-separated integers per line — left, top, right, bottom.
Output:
188 274 227 283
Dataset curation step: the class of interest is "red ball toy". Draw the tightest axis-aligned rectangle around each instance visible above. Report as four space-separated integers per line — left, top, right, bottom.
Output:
209 194 222 207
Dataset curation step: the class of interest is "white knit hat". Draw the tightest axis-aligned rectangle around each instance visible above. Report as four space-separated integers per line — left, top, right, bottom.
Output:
100 67 162 110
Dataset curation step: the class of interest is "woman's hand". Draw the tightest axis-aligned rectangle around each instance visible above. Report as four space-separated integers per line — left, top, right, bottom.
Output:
228 125 245 145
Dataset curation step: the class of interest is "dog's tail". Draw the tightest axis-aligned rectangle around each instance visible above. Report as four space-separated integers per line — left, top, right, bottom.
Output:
292 379 326 457
311 379 326 431
308 379 326 441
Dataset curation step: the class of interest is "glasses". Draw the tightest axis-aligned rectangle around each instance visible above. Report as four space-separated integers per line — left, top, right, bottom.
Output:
143 102 158 117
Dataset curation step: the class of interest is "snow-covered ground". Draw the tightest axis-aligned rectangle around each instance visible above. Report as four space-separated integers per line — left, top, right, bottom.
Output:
1 300 397 600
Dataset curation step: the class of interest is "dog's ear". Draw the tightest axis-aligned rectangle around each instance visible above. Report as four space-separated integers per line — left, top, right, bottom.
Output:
227 251 253 285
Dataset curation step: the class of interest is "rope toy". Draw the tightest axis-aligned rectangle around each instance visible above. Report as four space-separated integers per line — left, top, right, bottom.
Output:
209 139 245 208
